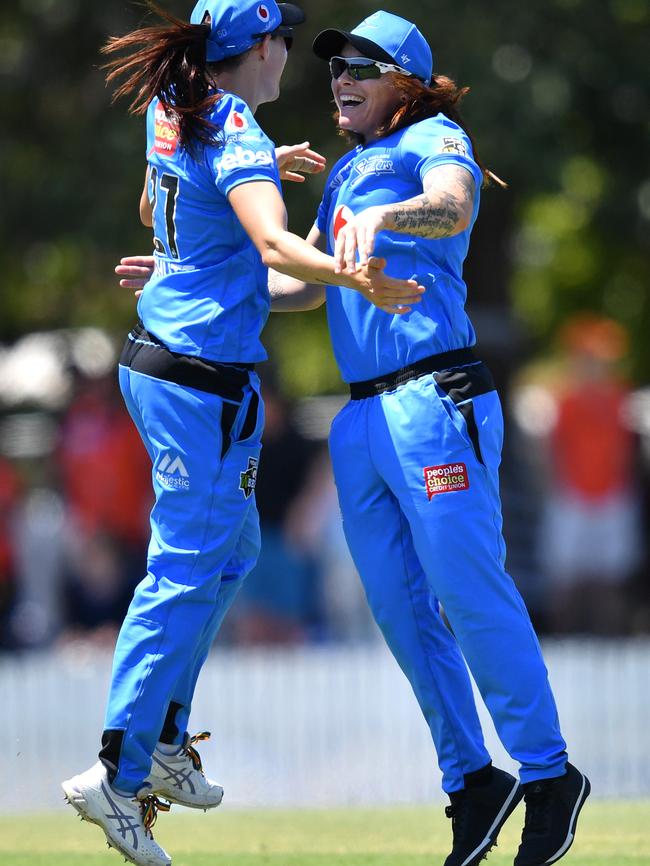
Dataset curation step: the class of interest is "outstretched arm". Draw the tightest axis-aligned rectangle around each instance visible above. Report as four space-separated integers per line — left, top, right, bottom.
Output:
334 164 476 272
268 224 327 312
229 180 424 315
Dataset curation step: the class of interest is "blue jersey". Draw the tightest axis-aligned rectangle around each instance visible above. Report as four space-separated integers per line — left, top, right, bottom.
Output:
316 114 483 382
138 93 281 363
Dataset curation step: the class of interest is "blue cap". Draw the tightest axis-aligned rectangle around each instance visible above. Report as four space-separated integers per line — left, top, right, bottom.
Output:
312 10 433 85
191 0 304 62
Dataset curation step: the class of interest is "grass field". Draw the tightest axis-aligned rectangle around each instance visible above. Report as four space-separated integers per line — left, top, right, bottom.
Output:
1 802 648 866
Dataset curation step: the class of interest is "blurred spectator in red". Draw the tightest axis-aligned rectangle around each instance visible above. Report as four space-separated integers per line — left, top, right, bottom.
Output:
55 371 152 640
56 371 152 550
539 314 641 634
0 457 22 649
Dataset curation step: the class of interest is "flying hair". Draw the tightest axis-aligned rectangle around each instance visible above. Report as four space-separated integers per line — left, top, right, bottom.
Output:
101 2 241 151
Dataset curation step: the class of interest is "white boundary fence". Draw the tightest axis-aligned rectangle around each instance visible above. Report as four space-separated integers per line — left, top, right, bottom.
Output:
2 638 649 812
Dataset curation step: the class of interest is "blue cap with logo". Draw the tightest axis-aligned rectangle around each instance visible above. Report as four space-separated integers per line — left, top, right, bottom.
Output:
191 0 305 62
312 10 433 85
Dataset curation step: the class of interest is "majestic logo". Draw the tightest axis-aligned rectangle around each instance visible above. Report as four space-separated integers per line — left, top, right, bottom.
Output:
218 145 274 173
353 155 394 178
332 204 353 242
224 110 249 134
156 453 190 490
440 137 468 157
154 105 179 156
257 4 271 23
239 457 258 499
423 463 469 500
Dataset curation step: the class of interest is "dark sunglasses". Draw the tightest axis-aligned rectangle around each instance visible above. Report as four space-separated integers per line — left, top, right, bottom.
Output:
253 29 293 51
329 56 413 81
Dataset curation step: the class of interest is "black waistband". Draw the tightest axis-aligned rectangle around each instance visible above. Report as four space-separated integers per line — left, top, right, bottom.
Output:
119 323 254 402
349 348 478 399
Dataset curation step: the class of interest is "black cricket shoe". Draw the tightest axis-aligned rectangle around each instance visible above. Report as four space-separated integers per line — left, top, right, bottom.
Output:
514 762 591 865
444 765 523 866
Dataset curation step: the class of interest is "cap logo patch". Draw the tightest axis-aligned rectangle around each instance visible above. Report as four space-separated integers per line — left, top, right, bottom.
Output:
257 4 270 22
440 137 468 156
423 463 470 499
401 54 411 64
225 110 250 134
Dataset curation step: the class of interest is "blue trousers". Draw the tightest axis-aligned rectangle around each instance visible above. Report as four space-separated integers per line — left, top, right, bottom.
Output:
329 369 567 793
105 365 263 794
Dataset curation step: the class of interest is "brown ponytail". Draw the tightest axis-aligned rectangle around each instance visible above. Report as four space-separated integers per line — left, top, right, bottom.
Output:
382 74 506 188
102 2 235 151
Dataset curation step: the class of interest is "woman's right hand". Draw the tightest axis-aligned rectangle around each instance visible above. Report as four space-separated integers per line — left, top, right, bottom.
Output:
115 255 155 297
347 257 425 315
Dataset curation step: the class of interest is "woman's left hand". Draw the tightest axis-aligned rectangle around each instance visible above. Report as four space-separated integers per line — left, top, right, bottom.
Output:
275 142 326 183
334 206 387 273
115 255 155 297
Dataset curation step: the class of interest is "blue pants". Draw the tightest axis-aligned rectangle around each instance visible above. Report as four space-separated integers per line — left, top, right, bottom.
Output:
104 364 263 794
329 367 567 792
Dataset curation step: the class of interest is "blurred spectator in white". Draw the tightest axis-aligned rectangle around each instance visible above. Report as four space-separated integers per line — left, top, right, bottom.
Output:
286 445 377 642
535 314 641 634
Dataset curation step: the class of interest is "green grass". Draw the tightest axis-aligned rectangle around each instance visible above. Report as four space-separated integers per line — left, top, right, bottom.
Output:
1 802 648 866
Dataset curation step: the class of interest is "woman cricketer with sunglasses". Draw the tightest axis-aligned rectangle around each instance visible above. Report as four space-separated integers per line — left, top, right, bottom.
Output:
61 3 423 865
116 9 590 866
307 13 590 866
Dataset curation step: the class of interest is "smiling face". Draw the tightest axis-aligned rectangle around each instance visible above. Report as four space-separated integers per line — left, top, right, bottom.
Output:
331 43 404 143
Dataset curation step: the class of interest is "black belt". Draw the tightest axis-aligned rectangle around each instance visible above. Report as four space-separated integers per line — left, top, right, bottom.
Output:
119 322 254 402
349 348 479 399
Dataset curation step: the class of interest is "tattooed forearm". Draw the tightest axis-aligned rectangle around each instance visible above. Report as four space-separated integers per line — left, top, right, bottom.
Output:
390 192 461 237
383 165 476 240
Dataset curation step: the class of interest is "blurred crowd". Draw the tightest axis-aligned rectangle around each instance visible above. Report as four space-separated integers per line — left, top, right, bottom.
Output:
1 314 649 652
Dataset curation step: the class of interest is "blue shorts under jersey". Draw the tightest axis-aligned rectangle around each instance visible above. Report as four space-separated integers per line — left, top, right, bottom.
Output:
138 93 281 363
317 113 483 382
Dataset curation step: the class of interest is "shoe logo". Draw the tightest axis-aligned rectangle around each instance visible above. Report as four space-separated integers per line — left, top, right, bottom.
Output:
156 454 190 490
239 457 258 499
152 754 196 795
423 462 470 499
101 782 140 850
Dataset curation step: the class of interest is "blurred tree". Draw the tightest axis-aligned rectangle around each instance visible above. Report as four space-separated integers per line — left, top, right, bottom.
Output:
0 0 647 393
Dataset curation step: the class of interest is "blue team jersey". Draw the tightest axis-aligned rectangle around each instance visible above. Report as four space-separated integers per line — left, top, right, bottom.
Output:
138 93 281 363
316 114 483 382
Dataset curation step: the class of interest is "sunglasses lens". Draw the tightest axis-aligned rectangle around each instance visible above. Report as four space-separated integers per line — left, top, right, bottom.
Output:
350 63 381 80
330 58 382 80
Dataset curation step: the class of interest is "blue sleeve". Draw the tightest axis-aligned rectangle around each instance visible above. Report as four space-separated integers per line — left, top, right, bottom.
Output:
207 97 280 197
399 116 483 193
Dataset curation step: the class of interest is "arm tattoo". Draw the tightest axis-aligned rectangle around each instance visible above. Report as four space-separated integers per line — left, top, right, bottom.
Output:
387 166 476 239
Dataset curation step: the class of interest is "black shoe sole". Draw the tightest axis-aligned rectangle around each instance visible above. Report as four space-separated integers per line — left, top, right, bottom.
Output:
458 779 524 866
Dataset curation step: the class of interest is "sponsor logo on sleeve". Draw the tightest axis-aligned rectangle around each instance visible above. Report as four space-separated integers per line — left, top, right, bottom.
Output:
224 110 250 134
154 106 179 156
439 137 468 156
423 462 469 499
218 145 274 173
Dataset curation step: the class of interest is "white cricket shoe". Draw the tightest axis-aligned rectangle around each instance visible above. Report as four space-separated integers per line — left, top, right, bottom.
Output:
62 761 172 866
146 731 224 810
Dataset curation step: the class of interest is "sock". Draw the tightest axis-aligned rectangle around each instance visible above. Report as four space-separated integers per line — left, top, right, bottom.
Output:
156 741 183 756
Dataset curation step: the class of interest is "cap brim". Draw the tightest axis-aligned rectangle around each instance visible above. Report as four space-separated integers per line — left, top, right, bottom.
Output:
278 3 305 27
312 28 395 65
